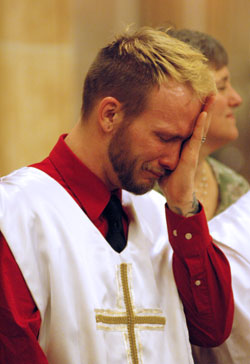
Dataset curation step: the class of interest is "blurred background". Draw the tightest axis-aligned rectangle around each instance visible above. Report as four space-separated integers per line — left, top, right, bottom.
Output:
1 0 249 179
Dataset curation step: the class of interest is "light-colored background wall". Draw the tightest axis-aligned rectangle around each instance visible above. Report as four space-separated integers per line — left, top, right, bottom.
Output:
0 0 140 175
1 0 249 180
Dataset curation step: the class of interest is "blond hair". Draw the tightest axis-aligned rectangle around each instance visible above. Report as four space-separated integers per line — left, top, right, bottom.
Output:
82 27 216 119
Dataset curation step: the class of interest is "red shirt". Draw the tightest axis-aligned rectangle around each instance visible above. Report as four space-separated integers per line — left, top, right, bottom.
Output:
0 135 233 363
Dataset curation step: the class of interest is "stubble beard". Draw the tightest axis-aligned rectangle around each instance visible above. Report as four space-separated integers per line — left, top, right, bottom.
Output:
108 126 155 195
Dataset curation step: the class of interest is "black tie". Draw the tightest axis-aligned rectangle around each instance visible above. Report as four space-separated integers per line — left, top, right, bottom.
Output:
103 194 127 253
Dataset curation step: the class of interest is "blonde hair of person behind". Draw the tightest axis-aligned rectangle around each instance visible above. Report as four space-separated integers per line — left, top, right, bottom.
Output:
81 27 216 120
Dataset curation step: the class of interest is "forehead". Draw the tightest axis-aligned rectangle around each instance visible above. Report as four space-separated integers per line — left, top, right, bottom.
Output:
144 81 202 134
149 80 200 108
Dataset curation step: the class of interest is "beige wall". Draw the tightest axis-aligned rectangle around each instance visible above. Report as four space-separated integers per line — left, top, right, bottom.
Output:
1 0 249 181
0 0 77 175
0 0 140 176
140 0 207 30
205 0 250 182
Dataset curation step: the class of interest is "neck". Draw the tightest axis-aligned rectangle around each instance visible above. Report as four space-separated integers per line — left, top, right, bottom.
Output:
195 159 209 194
65 119 105 175
195 153 208 187
197 142 212 165
194 156 219 220
65 119 119 191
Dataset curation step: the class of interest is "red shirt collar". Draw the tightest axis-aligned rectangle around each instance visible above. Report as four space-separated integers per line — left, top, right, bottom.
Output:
39 134 119 221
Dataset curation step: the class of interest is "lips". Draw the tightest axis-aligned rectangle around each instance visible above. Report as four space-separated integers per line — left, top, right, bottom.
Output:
150 171 163 178
226 112 235 118
142 164 167 179
145 169 165 179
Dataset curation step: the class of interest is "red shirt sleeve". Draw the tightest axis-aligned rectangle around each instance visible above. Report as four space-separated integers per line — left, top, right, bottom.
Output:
0 233 49 364
165 204 234 347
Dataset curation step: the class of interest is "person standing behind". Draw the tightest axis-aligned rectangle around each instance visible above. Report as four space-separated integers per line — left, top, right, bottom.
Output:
0 27 233 364
158 28 249 220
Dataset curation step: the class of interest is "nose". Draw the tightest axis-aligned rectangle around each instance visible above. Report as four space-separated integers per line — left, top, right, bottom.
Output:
228 84 242 107
158 144 181 171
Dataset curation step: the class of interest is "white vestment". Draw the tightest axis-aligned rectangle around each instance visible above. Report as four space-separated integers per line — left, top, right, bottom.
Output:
0 167 194 364
192 191 250 364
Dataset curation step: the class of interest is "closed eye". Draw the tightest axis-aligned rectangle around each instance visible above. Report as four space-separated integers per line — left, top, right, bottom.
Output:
217 85 227 92
159 135 170 143
155 132 182 144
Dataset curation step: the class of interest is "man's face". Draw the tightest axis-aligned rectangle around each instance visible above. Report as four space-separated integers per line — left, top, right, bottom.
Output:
108 81 202 194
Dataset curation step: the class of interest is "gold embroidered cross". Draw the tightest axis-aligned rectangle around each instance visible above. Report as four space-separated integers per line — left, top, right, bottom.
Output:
95 263 166 364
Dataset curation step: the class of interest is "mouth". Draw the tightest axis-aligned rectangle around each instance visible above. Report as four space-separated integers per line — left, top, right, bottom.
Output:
144 168 170 179
146 171 162 179
226 112 235 119
141 167 162 179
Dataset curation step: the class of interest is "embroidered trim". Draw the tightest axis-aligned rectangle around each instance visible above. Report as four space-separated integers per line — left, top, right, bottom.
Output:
95 263 166 364
95 313 166 325
120 263 140 364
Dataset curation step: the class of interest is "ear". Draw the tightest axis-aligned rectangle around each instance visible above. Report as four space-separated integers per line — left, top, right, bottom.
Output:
98 97 122 133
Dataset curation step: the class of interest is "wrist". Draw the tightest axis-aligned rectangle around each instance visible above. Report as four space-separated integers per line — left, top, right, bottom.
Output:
167 192 200 217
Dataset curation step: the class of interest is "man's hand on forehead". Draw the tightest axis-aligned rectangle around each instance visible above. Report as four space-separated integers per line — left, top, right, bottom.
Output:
157 95 216 216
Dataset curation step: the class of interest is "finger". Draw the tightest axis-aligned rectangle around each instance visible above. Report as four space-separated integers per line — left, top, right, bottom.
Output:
180 110 207 163
203 111 210 137
191 110 207 144
202 95 216 135
203 95 216 113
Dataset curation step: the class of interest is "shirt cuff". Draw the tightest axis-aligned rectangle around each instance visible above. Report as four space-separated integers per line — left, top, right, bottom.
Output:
165 202 211 259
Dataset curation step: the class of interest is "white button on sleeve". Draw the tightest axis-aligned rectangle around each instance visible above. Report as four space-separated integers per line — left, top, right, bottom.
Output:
185 233 192 240
195 280 201 286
